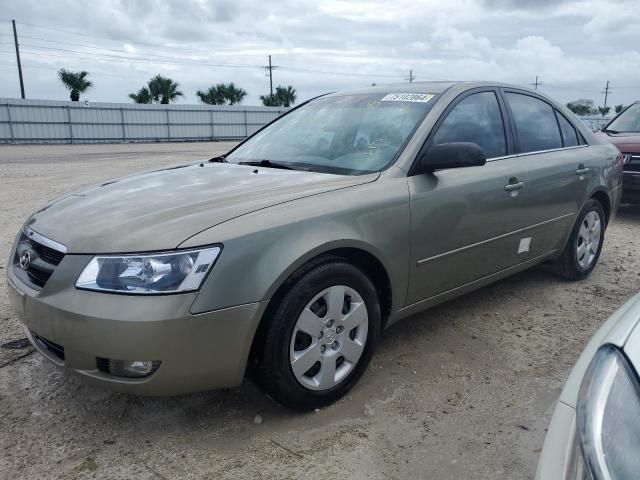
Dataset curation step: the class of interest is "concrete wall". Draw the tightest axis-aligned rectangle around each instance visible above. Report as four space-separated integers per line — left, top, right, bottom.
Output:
0 98 286 144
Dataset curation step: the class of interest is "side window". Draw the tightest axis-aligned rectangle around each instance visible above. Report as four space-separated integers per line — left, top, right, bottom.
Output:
505 92 562 153
556 112 579 147
431 91 506 159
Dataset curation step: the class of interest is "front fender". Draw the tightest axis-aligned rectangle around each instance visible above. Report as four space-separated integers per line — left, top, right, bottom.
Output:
182 177 411 315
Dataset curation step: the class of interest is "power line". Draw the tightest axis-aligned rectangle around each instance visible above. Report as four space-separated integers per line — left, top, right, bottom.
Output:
0 59 149 80
1 45 413 80
16 21 186 50
14 20 267 58
279 65 401 79
18 43 262 67
16 33 269 59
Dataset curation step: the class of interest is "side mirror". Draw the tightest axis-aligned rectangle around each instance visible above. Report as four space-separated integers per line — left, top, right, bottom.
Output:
419 142 487 172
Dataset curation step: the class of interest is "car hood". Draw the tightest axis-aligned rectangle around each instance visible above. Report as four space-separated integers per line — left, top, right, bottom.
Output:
596 131 640 152
26 162 379 253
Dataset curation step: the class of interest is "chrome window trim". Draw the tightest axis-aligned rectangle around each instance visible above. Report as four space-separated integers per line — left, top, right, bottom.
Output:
23 227 68 254
416 212 575 266
485 144 589 163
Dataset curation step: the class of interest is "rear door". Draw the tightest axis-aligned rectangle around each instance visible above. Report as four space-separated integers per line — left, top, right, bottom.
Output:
501 90 590 257
406 88 532 305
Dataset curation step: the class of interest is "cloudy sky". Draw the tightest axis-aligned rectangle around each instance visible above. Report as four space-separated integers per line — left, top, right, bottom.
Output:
1 0 639 107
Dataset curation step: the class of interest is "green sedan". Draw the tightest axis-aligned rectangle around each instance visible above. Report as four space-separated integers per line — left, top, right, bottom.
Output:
7 82 623 410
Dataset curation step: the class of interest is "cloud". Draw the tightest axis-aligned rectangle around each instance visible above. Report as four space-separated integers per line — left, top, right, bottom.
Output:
480 0 572 9
0 0 638 107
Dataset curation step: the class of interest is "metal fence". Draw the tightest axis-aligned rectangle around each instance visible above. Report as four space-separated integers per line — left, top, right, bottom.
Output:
0 98 286 144
578 115 610 132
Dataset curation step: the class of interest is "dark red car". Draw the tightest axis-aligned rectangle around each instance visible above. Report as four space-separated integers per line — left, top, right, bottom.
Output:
596 101 640 203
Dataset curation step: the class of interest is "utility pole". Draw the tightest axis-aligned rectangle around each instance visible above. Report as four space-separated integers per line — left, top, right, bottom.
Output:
531 76 541 90
602 80 611 109
12 19 25 99
263 55 279 96
406 69 415 83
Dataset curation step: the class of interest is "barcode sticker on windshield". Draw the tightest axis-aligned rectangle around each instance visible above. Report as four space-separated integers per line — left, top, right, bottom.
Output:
381 93 434 103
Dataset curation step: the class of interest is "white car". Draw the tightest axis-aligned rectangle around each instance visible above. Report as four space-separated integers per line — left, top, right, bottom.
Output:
536 293 640 479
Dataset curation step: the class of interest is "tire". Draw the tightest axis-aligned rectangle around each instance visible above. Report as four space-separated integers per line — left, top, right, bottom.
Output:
552 198 606 280
254 257 381 410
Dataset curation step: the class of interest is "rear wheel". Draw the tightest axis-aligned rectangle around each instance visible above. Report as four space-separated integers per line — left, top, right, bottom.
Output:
552 198 606 280
255 258 381 410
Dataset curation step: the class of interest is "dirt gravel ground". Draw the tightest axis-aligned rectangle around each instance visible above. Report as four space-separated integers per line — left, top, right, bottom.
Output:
1 142 639 480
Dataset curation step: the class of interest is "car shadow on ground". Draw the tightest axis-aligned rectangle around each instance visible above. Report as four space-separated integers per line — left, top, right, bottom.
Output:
617 203 640 222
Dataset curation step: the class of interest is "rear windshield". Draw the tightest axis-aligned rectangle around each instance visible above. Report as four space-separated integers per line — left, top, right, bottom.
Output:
606 103 640 133
227 92 438 175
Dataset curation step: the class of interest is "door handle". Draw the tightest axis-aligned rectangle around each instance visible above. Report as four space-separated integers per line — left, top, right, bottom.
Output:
504 181 525 192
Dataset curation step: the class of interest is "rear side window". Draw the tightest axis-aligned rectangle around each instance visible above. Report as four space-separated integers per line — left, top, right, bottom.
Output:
431 91 506 159
505 93 562 153
556 112 579 147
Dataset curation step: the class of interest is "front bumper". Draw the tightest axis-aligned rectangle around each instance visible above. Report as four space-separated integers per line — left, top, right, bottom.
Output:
6 258 266 396
535 401 578 480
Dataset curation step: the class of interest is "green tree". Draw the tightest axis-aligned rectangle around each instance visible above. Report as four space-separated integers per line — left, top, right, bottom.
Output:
57 69 93 101
260 85 297 107
147 75 183 104
615 104 625 114
275 85 297 107
128 87 153 104
196 85 226 105
598 106 611 117
260 93 281 107
197 83 247 105
566 99 595 116
222 83 247 105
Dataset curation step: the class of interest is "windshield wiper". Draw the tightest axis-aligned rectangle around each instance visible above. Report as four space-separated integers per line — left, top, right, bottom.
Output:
209 155 227 163
602 128 619 134
238 160 298 170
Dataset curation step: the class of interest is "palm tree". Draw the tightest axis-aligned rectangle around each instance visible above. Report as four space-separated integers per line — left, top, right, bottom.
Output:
128 87 152 104
197 83 247 105
196 85 226 105
275 85 296 107
57 69 93 101
223 83 247 105
147 75 183 104
260 93 281 107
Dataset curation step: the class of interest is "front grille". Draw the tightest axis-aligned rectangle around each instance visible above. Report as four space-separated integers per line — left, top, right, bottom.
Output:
32 332 65 361
623 153 640 172
31 241 65 265
13 230 65 289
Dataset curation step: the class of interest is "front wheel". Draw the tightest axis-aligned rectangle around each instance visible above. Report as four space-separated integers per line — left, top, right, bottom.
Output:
254 258 381 410
552 198 606 280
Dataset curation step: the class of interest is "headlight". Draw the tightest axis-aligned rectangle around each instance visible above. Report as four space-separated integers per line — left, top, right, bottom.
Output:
576 345 640 479
75 246 221 294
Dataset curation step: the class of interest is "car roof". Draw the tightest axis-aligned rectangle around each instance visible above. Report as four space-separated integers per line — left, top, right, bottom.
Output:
327 81 533 97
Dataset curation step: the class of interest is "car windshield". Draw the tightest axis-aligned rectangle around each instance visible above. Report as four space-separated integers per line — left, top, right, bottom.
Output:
606 103 640 133
226 92 438 175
